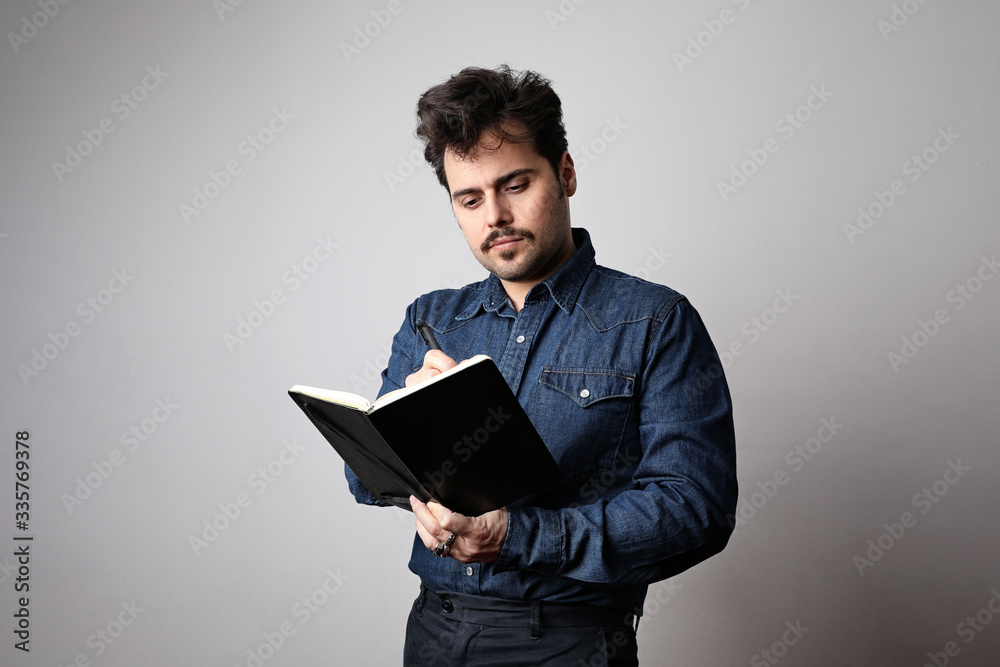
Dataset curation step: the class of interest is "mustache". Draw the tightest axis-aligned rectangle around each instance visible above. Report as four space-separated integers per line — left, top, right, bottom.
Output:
481 228 535 252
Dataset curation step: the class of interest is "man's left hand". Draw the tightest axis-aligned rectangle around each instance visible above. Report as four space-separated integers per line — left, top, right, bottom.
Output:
410 495 508 563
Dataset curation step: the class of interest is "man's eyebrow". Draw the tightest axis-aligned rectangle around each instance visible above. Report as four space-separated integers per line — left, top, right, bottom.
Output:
450 168 536 201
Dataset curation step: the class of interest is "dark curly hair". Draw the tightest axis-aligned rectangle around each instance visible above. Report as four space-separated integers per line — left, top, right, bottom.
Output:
415 64 568 190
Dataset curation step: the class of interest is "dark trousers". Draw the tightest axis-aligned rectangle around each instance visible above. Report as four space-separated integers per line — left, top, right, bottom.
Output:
403 586 639 667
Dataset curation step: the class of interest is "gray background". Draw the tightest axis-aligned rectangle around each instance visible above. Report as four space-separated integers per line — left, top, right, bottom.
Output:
2 1 999 665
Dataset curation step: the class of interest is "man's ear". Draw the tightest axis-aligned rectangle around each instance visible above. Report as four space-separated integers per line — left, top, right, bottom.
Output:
559 151 577 197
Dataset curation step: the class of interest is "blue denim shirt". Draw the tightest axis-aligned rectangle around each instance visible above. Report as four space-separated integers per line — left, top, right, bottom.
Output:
346 228 737 614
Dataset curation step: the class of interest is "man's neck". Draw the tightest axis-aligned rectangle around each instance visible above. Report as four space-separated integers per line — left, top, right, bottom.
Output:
500 280 533 313
500 243 578 312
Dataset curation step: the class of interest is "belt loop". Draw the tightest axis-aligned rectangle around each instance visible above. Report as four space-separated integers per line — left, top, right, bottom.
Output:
415 585 427 614
627 606 640 633
530 601 541 640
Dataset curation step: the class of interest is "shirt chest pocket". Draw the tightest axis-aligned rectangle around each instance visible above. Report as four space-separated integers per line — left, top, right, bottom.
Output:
535 367 635 483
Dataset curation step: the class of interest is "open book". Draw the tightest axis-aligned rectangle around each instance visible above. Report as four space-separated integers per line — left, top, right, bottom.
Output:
289 355 563 516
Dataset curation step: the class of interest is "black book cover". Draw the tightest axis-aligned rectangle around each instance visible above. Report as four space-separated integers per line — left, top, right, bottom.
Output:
289 357 563 516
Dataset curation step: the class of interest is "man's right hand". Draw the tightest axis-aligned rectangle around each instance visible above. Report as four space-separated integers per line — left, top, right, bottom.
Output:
405 350 458 387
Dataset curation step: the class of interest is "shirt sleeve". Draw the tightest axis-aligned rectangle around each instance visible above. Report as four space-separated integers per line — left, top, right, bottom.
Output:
492 298 738 586
343 305 418 506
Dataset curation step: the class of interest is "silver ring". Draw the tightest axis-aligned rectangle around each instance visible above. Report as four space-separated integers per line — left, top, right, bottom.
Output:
434 532 456 557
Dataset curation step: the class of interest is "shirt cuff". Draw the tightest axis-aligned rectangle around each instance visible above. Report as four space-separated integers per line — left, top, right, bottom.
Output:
493 506 563 575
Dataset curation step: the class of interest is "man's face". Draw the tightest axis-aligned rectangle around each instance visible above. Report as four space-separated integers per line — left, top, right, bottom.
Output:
443 130 577 288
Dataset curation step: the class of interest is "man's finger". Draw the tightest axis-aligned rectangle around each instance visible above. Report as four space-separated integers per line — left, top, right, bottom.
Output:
404 351 458 387
410 496 447 540
422 350 458 373
413 516 435 549
426 500 471 535
411 501 442 552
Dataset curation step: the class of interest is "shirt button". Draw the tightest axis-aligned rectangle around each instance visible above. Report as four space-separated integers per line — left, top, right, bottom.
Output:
516 335 526 343
580 389 591 398
466 566 474 576
441 599 454 613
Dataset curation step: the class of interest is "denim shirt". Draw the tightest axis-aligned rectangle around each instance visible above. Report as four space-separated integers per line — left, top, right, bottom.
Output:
345 228 737 614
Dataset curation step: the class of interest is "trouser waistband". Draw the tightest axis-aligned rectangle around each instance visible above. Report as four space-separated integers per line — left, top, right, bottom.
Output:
417 585 635 637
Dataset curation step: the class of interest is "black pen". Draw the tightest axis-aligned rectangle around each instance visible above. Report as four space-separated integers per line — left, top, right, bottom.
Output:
416 320 442 351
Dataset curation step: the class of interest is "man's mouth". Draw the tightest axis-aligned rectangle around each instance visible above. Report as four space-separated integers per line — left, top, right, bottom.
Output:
481 229 534 253
489 236 522 251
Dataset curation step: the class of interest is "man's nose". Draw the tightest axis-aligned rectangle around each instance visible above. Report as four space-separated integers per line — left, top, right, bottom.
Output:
484 194 512 227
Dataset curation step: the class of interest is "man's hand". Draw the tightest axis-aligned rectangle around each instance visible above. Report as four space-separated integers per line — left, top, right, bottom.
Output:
407 351 507 562
405 350 458 387
410 496 508 563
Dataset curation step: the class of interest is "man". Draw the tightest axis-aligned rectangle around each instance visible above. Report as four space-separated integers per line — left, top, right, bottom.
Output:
345 65 737 666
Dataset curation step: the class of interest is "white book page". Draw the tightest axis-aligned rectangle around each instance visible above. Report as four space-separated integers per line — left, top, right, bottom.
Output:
370 354 492 412
289 385 372 411
290 354 492 413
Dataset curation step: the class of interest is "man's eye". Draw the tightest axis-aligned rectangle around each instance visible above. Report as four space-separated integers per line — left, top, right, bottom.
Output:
462 198 480 208
507 182 526 192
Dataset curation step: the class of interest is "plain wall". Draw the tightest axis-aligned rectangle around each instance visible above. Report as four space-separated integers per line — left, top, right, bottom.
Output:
2 1 998 665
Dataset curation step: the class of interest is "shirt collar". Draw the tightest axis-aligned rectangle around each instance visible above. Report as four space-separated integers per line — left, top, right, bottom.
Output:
469 227 594 317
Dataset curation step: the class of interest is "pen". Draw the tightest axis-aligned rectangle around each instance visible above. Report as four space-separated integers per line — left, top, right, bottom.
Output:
416 320 442 351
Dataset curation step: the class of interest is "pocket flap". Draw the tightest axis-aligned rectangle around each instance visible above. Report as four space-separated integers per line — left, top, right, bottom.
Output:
538 368 634 407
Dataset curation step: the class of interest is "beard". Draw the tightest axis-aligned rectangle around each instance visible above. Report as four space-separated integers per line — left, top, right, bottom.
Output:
474 225 572 283
475 228 538 281
469 183 573 283
480 227 536 254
